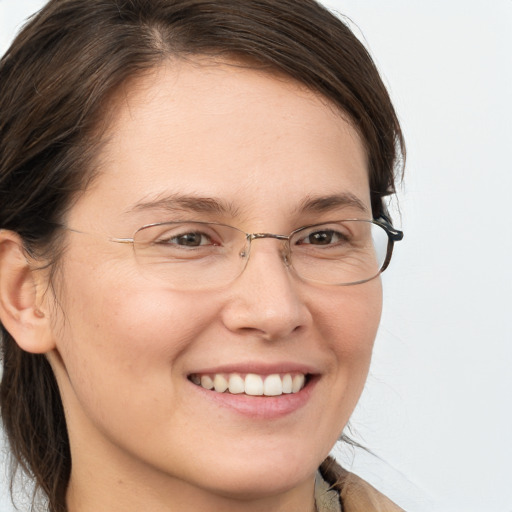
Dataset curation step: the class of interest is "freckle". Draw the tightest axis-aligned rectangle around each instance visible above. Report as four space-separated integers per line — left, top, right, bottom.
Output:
117 479 124 486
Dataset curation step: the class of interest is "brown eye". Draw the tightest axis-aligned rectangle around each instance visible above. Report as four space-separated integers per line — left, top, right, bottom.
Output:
298 229 348 246
153 227 220 248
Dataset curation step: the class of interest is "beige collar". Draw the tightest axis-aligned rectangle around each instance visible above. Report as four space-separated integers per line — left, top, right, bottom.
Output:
315 470 342 512
317 457 405 512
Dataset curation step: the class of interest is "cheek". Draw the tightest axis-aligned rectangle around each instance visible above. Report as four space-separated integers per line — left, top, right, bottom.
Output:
60 288 209 371
315 279 382 409
319 278 382 359
50 260 216 418
290 279 382 459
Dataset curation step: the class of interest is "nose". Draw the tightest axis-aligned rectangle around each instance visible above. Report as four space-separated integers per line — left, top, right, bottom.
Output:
220 239 311 341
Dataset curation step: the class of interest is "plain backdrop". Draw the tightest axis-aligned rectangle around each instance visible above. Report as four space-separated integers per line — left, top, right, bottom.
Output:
1 1 511 511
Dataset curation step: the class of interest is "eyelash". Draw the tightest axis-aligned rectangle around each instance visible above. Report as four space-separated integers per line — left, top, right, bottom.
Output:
157 231 218 246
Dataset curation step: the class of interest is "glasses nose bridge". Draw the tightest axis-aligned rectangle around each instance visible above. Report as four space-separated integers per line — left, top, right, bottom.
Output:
249 232 289 242
243 232 292 266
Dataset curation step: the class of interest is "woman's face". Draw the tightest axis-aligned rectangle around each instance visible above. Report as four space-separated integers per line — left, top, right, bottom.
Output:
45 60 382 502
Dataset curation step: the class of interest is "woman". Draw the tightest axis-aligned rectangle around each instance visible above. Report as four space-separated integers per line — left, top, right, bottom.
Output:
0 1 405 511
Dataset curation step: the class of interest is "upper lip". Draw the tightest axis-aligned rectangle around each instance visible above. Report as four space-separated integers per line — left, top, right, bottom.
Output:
187 361 320 377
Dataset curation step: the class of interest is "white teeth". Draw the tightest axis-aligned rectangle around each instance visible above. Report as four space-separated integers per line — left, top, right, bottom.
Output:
228 374 245 394
245 374 264 396
213 374 229 393
200 375 214 390
192 372 307 396
263 374 282 396
282 374 293 394
292 374 305 393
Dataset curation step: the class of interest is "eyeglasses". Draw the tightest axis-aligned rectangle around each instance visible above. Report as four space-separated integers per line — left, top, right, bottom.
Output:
66 217 403 290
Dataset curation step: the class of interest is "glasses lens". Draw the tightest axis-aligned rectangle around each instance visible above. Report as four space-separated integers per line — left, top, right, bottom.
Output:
130 220 391 289
132 221 248 289
289 220 390 285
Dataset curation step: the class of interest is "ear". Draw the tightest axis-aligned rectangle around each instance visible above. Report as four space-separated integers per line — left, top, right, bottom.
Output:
0 230 55 353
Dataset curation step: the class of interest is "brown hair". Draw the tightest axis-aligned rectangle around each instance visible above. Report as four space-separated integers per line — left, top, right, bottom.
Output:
0 1 404 510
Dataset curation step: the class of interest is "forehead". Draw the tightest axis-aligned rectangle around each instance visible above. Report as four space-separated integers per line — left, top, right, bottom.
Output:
71 58 370 231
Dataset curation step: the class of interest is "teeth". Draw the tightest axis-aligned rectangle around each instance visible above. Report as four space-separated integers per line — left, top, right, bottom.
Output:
292 374 305 393
191 372 307 396
213 374 229 393
200 375 214 390
263 374 282 396
228 374 245 394
282 374 293 394
245 374 264 396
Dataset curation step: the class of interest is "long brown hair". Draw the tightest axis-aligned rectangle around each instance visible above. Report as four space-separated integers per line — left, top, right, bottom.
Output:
0 1 405 510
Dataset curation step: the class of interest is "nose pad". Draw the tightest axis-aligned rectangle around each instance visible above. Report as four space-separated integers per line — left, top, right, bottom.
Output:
238 235 292 276
280 246 292 268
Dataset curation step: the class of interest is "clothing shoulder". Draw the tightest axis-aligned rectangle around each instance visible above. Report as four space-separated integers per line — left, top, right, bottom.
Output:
318 456 405 512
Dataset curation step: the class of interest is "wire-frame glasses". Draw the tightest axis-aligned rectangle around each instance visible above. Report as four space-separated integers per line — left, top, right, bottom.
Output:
90 216 403 290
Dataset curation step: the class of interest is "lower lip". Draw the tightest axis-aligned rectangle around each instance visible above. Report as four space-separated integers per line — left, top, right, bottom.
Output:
188 376 318 419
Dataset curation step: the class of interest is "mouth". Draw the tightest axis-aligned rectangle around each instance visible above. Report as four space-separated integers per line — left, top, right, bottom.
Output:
188 372 309 397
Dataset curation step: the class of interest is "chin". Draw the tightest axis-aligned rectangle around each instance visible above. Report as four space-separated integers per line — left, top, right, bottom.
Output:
203 464 314 501
185 439 326 500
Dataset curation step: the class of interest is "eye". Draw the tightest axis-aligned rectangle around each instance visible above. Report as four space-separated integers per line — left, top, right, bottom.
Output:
296 228 349 246
156 230 219 247
133 222 231 262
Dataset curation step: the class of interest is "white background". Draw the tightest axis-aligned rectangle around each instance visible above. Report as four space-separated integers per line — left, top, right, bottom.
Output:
1 1 511 511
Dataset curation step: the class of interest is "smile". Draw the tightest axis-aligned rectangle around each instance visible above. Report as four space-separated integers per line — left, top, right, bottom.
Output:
189 373 307 396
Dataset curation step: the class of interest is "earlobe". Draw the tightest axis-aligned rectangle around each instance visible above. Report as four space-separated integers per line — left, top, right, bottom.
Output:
0 230 55 354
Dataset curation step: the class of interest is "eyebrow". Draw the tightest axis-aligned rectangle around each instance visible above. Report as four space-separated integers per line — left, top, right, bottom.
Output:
126 193 240 217
295 193 369 216
127 191 369 218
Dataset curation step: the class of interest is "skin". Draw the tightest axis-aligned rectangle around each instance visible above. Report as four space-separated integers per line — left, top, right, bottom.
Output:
3 59 382 512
